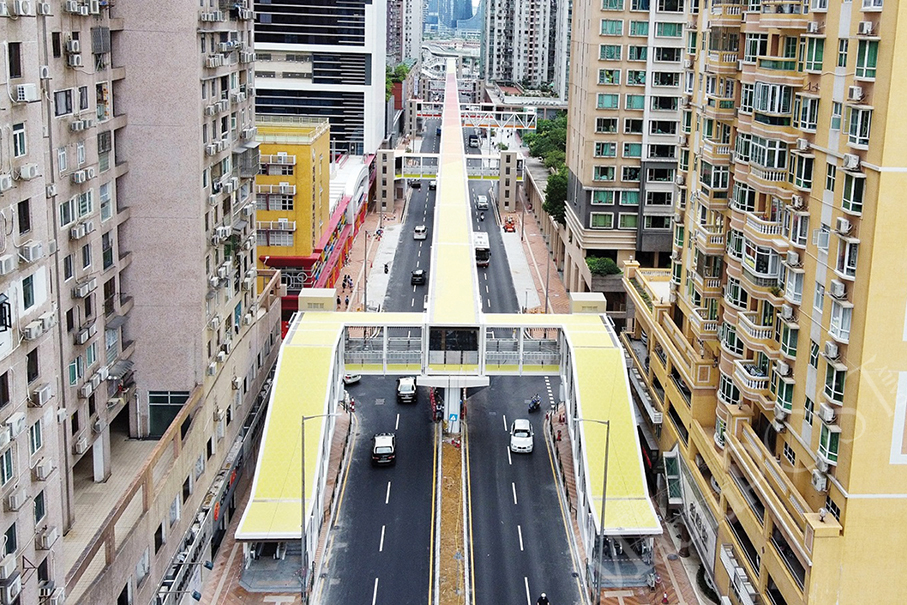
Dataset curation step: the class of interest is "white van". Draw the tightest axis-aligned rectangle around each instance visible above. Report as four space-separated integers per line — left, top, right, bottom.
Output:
414 225 427 240
476 195 489 210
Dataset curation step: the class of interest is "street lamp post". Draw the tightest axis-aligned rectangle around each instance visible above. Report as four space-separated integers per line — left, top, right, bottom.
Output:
575 417 611 605
544 247 552 314
363 230 368 312
300 412 338 601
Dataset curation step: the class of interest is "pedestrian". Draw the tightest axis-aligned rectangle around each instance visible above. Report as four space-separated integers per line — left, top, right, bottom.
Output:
344 296 349 309
336 296 341 308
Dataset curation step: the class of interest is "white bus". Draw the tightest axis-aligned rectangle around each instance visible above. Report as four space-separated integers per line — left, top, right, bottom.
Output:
474 232 490 267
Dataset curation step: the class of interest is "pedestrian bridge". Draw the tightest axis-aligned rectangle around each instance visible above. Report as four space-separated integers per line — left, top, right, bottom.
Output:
236 59 660 592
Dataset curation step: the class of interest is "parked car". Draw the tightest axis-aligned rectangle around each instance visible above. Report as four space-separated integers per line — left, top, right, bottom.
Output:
372 433 396 465
343 373 361 385
411 269 426 285
509 419 534 453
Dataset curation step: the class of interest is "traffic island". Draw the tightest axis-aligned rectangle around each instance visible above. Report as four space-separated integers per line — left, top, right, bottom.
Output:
438 437 466 604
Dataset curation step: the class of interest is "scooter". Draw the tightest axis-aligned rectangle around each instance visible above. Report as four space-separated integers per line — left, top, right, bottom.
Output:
528 394 541 413
480 212 485 221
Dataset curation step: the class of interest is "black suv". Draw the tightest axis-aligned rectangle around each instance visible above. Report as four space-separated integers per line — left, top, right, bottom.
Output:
372 433 396 465
411 269 426 285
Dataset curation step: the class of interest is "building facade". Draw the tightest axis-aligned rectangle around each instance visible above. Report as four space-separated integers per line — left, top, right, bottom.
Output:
619 0 907 603
253 0 388 155
482 0 562 90
0 1 280 603
387 0 424 64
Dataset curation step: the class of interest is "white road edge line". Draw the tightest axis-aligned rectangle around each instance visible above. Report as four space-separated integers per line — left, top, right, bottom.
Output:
385 481 391 504
379 525 386 552
512 482 518 505
517 524 524 551
372 577 379 605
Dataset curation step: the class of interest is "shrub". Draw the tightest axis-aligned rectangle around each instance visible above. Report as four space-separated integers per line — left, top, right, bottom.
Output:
587 257 621 276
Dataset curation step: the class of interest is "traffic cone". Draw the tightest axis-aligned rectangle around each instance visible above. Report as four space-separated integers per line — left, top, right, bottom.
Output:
662 592 669 604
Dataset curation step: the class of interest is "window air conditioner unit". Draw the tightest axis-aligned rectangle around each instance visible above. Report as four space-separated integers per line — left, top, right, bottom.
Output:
241 237 253 251
31 383 53 407
242 277 253 290
786 251 800 266
0 573 21 604
791 194 804 208
14 84 39 103
71 119 86 132
835 216 852 234
22 321 42 341
858 21 873 35
216 351 227 363
39 65 50 79
241 204 254 218
34 458 52 481
205 104 216 116
829 279 846 299
37 1 50 15
0 175 11 193
232 376 242 390
72 277 96 298
242 312 253 325
847 86 863 102
0 255 11 276
207 362 217 376
776 361 790 376
0 428 9 449
807 21 819 33
816 457 830 473
771 419 786 433
818 402 837 424
842 153 860 170
217 265 228 279
208 275 220 289
222 340 232 355
68 54 83 68
674 174 685 186
65 0 78 12
242 127 257 140
39 310 55 332
73 436 89 455
36 526 58 550
79 382 93 398
85 166 96 179
78 3 88 15
5 489 25 512
810 469 828 492
6 413 25 438
92 419 105 433
796 138 809 151
824 340 839 359
217 225 232 239
12 0 33 16
0 555 16 581
209 194 219 206
206 143 218 156
16 163 39 180
780 303 794 320
65 39 80 53
71 170 87 184
19 240 42 263
74 326 91 345
209 316 221 330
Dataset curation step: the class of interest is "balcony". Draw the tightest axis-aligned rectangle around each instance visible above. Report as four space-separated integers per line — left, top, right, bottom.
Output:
260 153 297 166
741 264 782 295
745 164 790 195
701 139 732 164
759 0 810 29
755 56 804 86
710 3 742 27
704 94 737 120
733 359 770 396
689 307 719 340
691 270 723 296
737 311 775 348
257 220 296 232
696 224 726 255
771 528 806 590
744 212 784 241
256 183 296 196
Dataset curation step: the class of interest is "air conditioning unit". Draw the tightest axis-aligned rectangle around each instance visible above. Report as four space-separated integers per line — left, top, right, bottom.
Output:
31 383 53 407
217 265 228 279
36 526 58 550
835 216 852 234
0 175 12 192
824 340 839 359
70 119 86 132
6 413 25 438
65 39 80 53
736 59 744 71
12 0 33 16
19 240 42 263
208 275 220 289
810 469 828 492
39 64 50 79
847 86 863 102
0 555 16 581
82 220 95 235
222 340 232 355
791 194 804 209
842 153 860 170
0 428 9 449
780 303 794 320
241 204 254 218
216 351 227 363
807 21 819 33
674 174 685 186
238 7 252 19
85 166 96 179
242 312 253 325
14 84 39 103
22 321 43 341
771 419 786 433
71 170 87 184
34 458 52 481
39 310 55 331
16 163 39 180
816 457 830 473
829 279 846 299
241 237 253 251
78 383 93 398
5 490 25 512
48 587 64 605
818 402 837 423
204 104 216 116
217 225 232 239
207 362 218 376
73 436 89 455
0 254 16 275
78 3 88 15
37 1 50 15
68 54 83 68
786 251 800 266
242 127 257 140
858 21 873 35
222 179 235 194
72 277 96 298
0 574 20 604
92 419 104 433
231 376 242 390
74 326 92 345
683 59 692 68
209 316 221 331
796 138 809 151
64 0 78 12
208 194 219 206
776 361 791 376
242 277 253 290
206 55 221 69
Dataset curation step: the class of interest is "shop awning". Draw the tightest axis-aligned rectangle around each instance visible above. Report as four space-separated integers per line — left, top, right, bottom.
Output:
108 359 135 380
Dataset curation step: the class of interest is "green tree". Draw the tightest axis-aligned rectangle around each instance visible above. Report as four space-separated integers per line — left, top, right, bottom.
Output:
543 169 568 225
586 257 622 275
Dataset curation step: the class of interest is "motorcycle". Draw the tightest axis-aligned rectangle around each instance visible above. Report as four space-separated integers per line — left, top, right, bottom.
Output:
528 394 541 413
480 212 485 221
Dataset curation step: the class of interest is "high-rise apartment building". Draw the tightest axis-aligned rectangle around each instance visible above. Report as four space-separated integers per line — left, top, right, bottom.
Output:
253 0 388 155
387 0 424 64
617 0 907 602
560 0 685 325
0 2 280 603
482 0 561 89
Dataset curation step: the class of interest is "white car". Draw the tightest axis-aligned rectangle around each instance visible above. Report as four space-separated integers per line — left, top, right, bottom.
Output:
414 225 427 240
343 373 361 385
509 419 534 453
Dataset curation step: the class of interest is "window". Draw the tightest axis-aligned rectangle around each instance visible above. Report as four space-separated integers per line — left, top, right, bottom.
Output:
12 123 26 157
825 163 836 192
809 340 820 367
593 191 616 205
628 46 648 61
34 490 45 524
590 213 614 229
623 143 642 157
831 102 842 130
622 166 641 181
100 182 112 221
602 0 624 8
783 441 796 465
54 89 74 117
621 191 640 205
719 372 741 406
656 22 683 37
3 524 15 556
624 119 643 134
804 397 815 425
0 449 12 486
154 523 166 553
847 107 872 147
795 96 819 131
625 94 646 110
78 190 93 217
818 423 841 463
599 44 621 60
793 155 813 190
599 69 620 85
27 348 38 383
59 197 76 227
631 0 649 8
136 548 151 586
842 173 864 214
785 269 803 303
855 40 878 79
600 19 623 35
644 215 671 229
595 118 618 133
594 142 617 157
654 47 682 62
58 147 68 175
835 237 858 278
740 84 755 114
29 421 42 456
780 323 798 357
749 135 788 169
23 275 34 310
79 85 89 111
102 232 114 269
629 21 649 36
626 70 646 85
618 213 639 229
593 166 616 181
805 38 824 72
829 300 852 342
597 93 620 109
17 199 30 235
837 39 849 67
63 255 74 281
744 34 768 62
82 243 92 269
646 191 673 206
814 282 825 314
7 43 22 79
169 496 181 527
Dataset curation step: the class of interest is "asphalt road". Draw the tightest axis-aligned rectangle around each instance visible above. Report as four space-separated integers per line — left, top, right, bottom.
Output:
467 376 584 605
319 376 436 605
